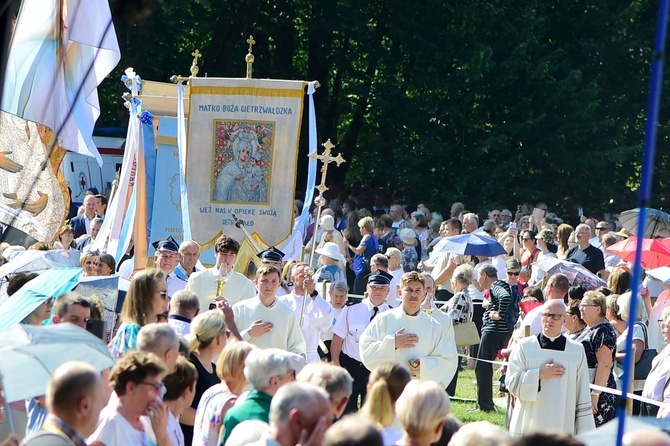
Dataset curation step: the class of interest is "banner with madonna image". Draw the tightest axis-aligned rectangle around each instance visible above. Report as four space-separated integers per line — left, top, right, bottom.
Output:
186 78 305 250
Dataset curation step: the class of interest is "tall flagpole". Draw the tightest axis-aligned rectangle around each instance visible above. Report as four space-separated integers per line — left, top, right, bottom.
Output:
615 2 669 445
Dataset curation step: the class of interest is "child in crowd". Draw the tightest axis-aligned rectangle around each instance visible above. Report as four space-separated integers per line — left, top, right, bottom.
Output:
313 242 346 283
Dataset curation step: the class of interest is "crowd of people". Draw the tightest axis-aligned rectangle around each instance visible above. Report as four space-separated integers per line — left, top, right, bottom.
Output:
2 191 670 445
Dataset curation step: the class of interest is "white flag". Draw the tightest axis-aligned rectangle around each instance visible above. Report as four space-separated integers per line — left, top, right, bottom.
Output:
1 0 120 166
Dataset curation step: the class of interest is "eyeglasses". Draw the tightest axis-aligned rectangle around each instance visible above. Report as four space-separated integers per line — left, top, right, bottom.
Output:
43 297 53 306
579 304 598 309
507 271 520 276
138 381 163 392
541 313 565 321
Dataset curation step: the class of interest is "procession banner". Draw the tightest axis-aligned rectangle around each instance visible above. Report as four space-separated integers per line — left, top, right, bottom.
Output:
186 78 305 250
0 113 68 245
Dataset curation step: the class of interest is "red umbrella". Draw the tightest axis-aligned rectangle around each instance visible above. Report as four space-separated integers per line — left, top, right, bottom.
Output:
606 236 670 269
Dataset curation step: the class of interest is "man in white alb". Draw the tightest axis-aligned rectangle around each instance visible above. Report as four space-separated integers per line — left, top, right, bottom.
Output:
506 299 595 436
232 264 306 357
279 263 333 363
359 271 458 388
186 235 256 312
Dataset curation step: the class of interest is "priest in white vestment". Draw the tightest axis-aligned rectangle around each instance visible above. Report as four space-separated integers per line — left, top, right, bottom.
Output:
279 263 333 363
186 235 256 311
359 271 458 388
506 300 595 436
232 264 306 357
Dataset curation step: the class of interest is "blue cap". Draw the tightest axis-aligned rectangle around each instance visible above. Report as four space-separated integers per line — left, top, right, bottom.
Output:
257 246 285 263
152 235 179 253
367 269 393 286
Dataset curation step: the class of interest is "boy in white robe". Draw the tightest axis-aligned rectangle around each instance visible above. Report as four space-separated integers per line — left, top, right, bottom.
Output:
506 299 595 436
232 264 306 357
359 271 458 388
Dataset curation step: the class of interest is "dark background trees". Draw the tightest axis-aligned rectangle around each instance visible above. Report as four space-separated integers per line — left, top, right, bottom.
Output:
100 0 669 216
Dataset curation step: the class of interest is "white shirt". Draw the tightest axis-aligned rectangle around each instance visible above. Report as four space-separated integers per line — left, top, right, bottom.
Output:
279 292 333 363
167 411 183 446
167 315 191 337
165 272 187 300
332 300 390 362
87 407 157 446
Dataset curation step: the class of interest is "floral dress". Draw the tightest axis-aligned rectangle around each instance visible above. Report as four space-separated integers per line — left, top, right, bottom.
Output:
576 321 618 427
401 246 418 272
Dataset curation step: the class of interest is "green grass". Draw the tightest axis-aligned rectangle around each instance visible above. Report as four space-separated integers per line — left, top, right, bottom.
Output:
449 368 507 427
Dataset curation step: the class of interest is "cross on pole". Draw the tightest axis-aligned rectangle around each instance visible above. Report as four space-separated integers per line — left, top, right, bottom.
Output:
190 49 202 77
309 139 346 195
245 36 256 78
246 36 256 53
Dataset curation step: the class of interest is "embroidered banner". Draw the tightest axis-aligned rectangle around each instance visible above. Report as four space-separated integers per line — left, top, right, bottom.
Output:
186 78 305 250
0 113 68 245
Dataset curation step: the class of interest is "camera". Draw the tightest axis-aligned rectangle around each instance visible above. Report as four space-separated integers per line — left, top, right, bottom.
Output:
86 319 106 340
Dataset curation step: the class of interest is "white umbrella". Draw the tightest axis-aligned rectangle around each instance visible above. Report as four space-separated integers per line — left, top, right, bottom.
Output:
646 266 670 284
0 323 114 404
619 208 670 238
0 249 81 280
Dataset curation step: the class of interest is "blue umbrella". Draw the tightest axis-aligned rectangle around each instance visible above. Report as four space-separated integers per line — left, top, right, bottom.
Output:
0 267 82 331
435 233 507 257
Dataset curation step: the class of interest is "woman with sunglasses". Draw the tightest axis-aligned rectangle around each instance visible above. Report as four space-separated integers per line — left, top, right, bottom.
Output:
109 268 168 358
88 350 169 446
564 299 587 338
180 310 229 445
575 290 617 427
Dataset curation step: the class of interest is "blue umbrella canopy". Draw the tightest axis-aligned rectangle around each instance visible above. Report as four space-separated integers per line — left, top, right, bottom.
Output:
436 233 507 257
0 267 82 331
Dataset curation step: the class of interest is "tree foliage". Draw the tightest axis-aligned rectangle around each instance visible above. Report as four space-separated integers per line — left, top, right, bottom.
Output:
99 0 670 215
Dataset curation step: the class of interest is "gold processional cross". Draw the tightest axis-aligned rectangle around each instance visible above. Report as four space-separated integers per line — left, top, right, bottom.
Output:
305 139 346 265
190 49 202 77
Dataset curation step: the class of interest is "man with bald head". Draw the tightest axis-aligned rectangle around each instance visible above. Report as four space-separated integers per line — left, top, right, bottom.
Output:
506 300 594 436
566 224 608 280
23 362 107 446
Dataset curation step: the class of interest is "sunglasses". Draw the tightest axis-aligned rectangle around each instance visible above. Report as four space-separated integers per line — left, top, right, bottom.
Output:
507 271 520 276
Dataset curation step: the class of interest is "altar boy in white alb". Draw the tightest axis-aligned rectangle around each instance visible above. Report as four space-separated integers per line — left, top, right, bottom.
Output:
279 263 333 363
232 264 306 357
359 271 458 388
505 299 595 437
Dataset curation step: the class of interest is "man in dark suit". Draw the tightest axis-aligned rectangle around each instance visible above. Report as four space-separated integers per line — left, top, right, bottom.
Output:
69 195 98 238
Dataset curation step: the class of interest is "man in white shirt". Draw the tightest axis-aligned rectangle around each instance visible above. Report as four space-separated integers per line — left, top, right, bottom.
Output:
186 235 256 311
359 271 458 388
167 290 200 337
232 264 306 356
152 236 187 300
331 270 393 414
279 263 333 363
